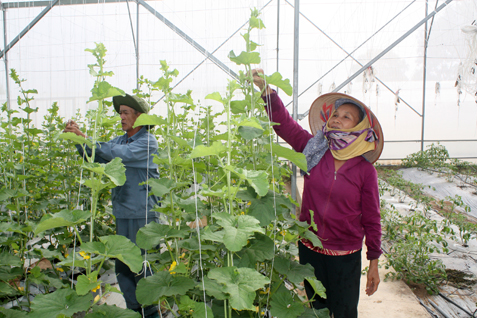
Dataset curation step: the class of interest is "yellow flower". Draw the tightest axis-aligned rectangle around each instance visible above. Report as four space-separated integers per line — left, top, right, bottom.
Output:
92 284 101 293
255 306 259 313
247 201 251 206
18 287 24 292
259 287 270 294
180 253 186 259
57 267 64 272
19 156 23 163
64 253 69 258
79 251 90 260
169 261 177 274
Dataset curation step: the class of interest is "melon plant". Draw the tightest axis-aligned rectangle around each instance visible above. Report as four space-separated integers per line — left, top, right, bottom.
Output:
0 9 328 318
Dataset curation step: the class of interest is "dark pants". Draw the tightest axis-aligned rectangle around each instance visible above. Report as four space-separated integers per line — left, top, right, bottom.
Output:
116 218 159 316
298 241 361 318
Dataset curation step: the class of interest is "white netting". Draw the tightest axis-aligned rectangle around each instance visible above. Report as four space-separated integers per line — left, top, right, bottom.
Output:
458 24 477 100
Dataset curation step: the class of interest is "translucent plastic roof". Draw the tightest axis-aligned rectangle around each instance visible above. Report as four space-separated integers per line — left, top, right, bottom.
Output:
1 0 477 159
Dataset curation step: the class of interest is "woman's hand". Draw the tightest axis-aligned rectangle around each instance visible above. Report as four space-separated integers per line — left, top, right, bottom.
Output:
365 259 380 296
250 68 274 96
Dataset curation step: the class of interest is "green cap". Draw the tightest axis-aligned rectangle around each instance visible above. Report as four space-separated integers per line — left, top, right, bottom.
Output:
113 94 149 114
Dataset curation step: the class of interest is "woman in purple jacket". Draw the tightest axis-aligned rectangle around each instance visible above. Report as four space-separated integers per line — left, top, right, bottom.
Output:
252 69 383 318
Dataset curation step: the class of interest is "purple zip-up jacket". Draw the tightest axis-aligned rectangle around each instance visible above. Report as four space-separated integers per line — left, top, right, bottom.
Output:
263 91 382 260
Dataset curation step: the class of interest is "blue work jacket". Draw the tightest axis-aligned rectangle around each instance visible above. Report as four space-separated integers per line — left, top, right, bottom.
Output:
77 126 160 219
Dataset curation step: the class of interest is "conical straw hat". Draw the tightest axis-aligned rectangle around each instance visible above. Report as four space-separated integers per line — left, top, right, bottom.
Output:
308 92 384 163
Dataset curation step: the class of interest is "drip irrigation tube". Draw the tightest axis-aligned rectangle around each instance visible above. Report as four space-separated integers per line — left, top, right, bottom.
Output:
417 297 439 318
429 300 452 318
438 292 474 317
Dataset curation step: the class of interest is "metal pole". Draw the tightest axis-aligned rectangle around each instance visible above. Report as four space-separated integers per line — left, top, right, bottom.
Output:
3 7 10 110
421 1 429 151
136 0 239 80
332 0 453 94
276 0 280 74
291 0 299 202
136 2 139 90
0 0 59 59
276 0 280 144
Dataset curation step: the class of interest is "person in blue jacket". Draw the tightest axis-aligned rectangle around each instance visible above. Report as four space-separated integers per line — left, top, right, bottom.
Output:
64 94 161 318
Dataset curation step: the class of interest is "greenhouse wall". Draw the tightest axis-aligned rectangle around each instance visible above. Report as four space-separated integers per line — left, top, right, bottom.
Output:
1 0 476 160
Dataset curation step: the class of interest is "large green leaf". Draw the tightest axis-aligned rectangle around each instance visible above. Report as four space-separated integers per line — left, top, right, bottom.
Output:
230 100 249 114
178 295 215 318
169 92 194 104
189 141 227 159
176 196 206 213
0 252 22 267
169 135 192 149
76 271 100 296
29 288 93 318
148 178 176 197
34 209 92 235
225 167 269 197
249 16 265 30
236 232 275 265
200 277 228 300
82 157 126 187
81 235 143 273
85 304 141 318
305 277 327 299
136 222 188 250
211 213 264 252
236 117 264 130
270 289 305 318
273 256 315 285
264 143 307 172
248 191 277 226
0 188 16 201
0 308 28 317
101 116 120 128
103 157 127 186
236 117 264 140
207 267 269 311
205 92 224 103
133 114 167 128
0 267 23 282
301 230 323 249
228 51 260 65
0 223 29 236
264 72 293 96
59 132 93 148
136 271 195 305
238 126 263 140
88 81 125 102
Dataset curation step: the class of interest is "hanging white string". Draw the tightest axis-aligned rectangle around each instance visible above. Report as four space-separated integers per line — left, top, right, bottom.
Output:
261 74 281 315
140 121 151 318
71 153 85 289
191 106 208 318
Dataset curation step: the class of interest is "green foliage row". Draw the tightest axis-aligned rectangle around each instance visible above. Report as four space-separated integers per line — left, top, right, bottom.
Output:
1 10 328 318
379 158 477 294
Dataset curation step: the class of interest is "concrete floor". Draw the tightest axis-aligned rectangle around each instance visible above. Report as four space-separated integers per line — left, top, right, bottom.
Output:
358 250 430 317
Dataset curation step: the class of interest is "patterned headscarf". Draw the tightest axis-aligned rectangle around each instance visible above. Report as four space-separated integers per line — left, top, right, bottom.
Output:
303 98 377 171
